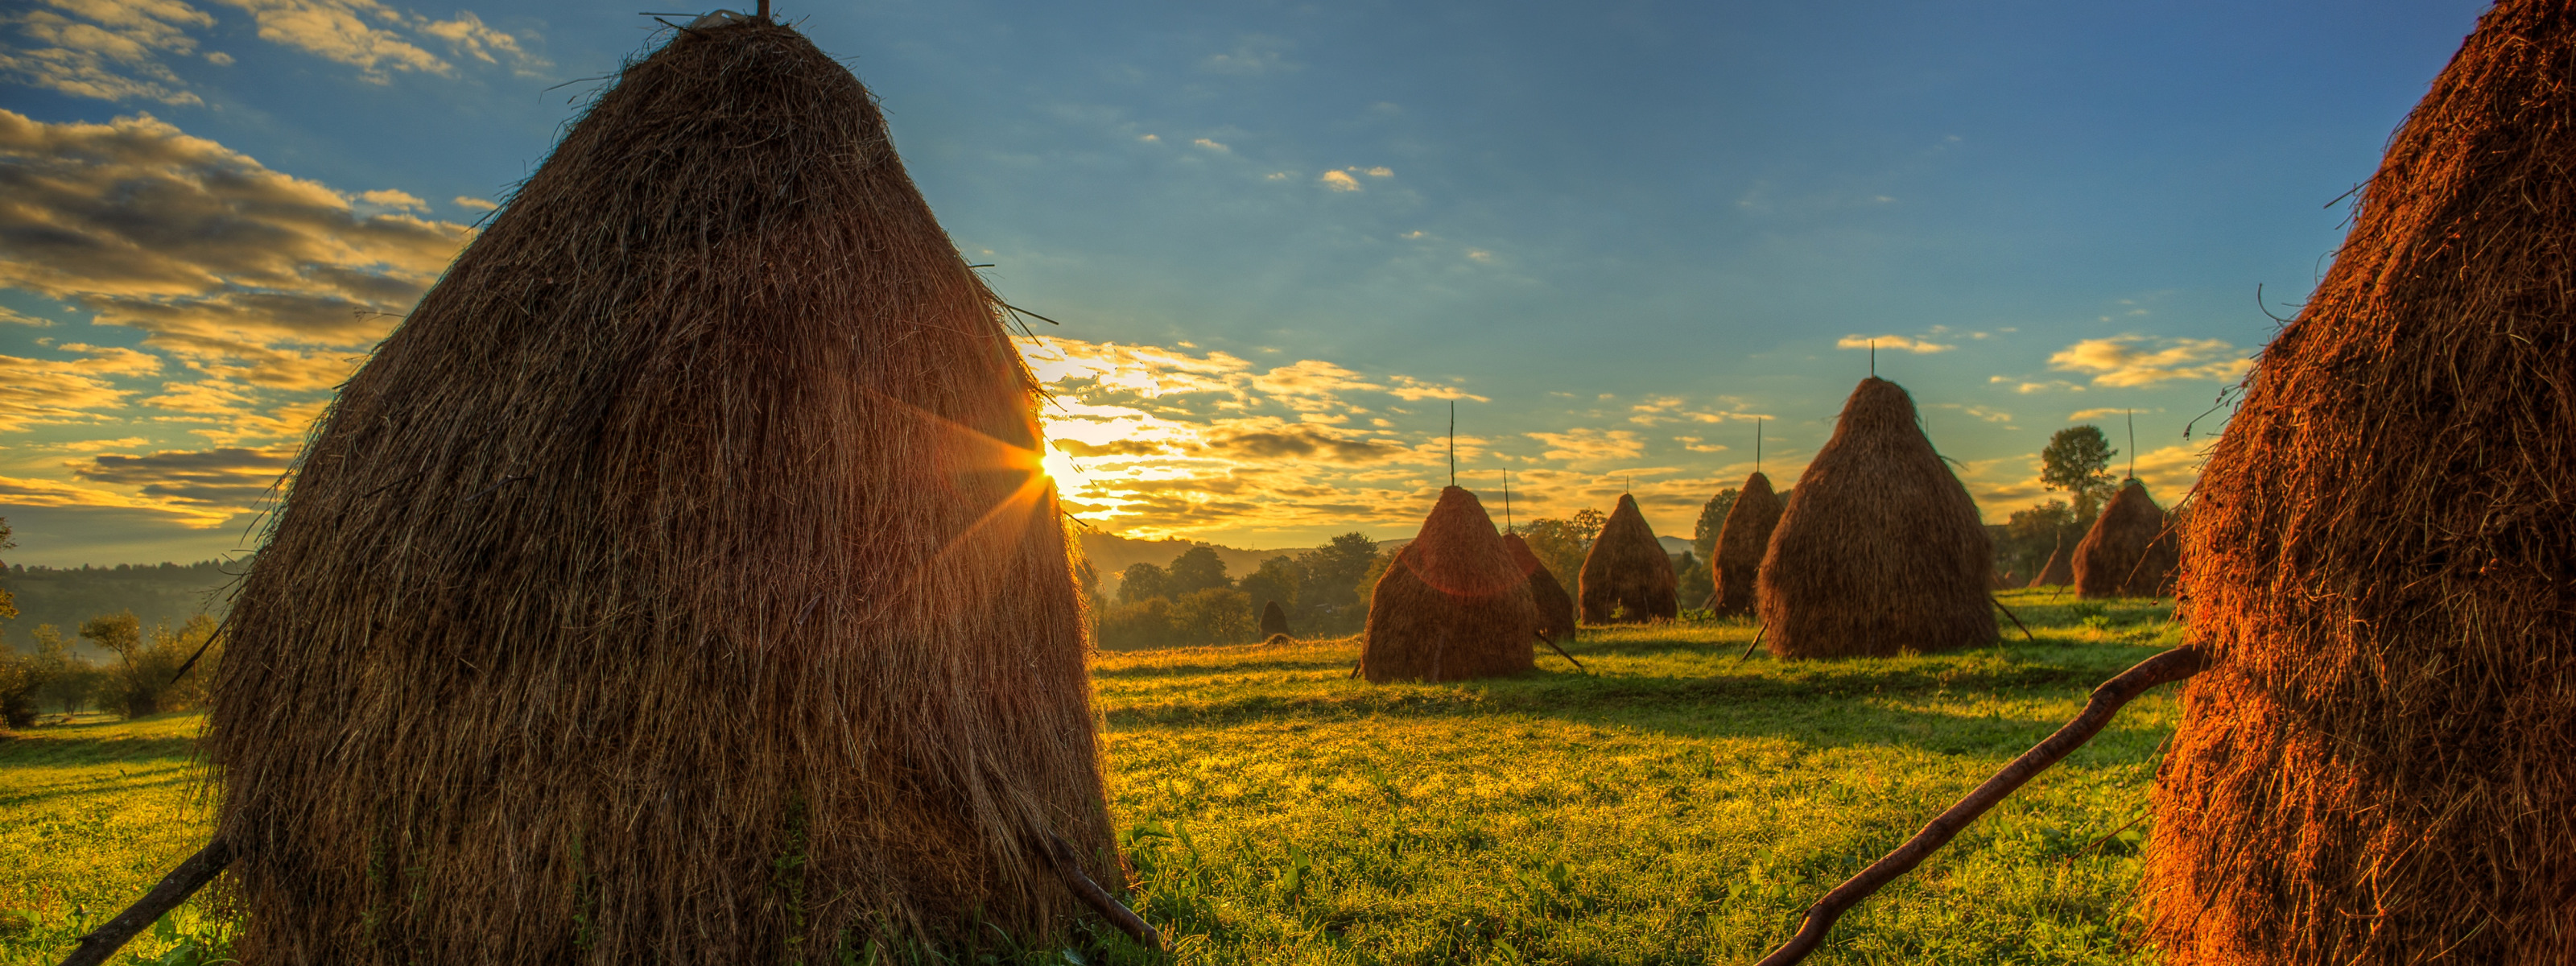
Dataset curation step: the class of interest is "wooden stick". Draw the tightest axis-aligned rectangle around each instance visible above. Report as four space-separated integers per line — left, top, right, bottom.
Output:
1991 597 2037 645
1736 623 1767 661
1042 834 1162 951
1531 631 1585 671
1752 645 2206 966
58 840 233 966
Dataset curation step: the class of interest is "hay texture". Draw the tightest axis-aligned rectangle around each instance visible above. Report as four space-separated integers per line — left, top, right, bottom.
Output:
2072 480 2175 598
1757 378 1994 658
1579 494 1678 623
201 20 1112 964
1503 531 1578 643
1258 600 1290 638
2143 4 2576 961
2028 539 2073 588
1360 487 1538 682
1709 472 1782 618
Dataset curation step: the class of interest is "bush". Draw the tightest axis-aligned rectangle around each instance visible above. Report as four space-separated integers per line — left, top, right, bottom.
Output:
81 611 218 717
1096 588 1258 649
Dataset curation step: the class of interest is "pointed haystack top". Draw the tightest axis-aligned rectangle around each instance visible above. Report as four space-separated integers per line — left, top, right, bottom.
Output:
2029 535 2074 588
1503 530 1577 643
2073 479 2174 598
1579 493 1678 623
204 20 1111 962
1757 378 1993 657
1360 486 1538 682
1710 471 1783 618
1259 599 1290 638
2146 3 2576 960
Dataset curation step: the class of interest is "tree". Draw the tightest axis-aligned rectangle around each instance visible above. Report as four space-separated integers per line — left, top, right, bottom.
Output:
1517 514 1604 591
30 625 97 715
1296 533 1378 615
1691 489 1738 560
1236 555 1302 619
2002 500 2083 580
0 517 14 621
1117 563 1168 605
1163 546 1231 597
2040 425 2119 516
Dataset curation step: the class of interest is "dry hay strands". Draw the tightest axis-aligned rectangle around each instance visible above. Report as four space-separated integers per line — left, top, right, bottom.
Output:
2143 4 2576 962
201 20 1121 964
2027 537 2073 588
1360 487 1540 683
1710 471 1783 618
1258 600 1290 638
1579 493 1678 623
2072 480 2174 598
1757 646 2205 965
1503 531 1578 643
1757 378 1994 658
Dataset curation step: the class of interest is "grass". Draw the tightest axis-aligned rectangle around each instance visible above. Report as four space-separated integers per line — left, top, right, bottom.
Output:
0 589 2183 965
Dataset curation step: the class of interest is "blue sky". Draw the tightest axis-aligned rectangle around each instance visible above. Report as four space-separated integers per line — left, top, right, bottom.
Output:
0 0 2490 564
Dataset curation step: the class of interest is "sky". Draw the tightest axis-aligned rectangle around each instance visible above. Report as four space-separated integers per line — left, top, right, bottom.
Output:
0 0 2494 566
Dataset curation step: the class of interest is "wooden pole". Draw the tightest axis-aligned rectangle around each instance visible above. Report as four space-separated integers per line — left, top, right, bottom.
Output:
1532 630 1585 671
57 840 233 966
1043 835 1162 950
1752 646 2206 965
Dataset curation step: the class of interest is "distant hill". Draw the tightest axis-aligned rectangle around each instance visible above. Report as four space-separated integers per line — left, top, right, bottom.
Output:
1 562 238 654
1076 532 1310 597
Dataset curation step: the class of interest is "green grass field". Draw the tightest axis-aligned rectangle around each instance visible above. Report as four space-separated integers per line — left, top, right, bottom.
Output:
0 590 2184 965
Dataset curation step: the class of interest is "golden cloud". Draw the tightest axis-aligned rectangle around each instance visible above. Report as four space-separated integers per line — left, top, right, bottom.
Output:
2049 335 2251 387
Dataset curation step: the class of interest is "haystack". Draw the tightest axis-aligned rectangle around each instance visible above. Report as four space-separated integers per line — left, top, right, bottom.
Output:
2028 537 2073 588
1258 600 1290 638
202 20 1114 963
1502 531 1577 643
1709 472 1782 617
2072 480 2174 598
2144 4 2576 961
1757 378 1993 657
1360 487 1538 682
1579 493 1678 623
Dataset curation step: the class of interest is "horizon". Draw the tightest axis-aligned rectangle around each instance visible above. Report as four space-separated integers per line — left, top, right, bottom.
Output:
0 0 2488 566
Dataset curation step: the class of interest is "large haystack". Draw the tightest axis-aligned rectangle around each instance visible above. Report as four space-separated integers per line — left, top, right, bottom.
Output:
2143 5 2576 961
1579 493 1678 623
2072 480 2174 598
1757 378 1993 658
202 20 1113 964
2028 537 2073 588
1710 472 1782 617
1502 531 1577 643
1360 487 1538 682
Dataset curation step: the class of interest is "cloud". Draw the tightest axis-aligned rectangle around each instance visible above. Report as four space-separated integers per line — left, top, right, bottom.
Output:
2066 407 2139 422
1837 333 1953 354
0 472 235 526
1525 427 1645 464
1361 166 1392 177
359 188 426 209
1203 423 1403 464
0 305 54 327
1319 170 1360 192
0 0 213 105
1192 137 1228 152
0 109 475 364
415 9 539 72
69 444 291 507
1200 35 1294 75
452 195 497 211
2049 335 2252 387
0 343 160 431
1992 375 2086 394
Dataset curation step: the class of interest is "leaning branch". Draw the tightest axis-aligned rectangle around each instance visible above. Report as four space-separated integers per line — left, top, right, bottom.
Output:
1043 834 1163 951
1991 597 2037 645
1531 630 1586 671
1751 645 2207 966
58 839 233 966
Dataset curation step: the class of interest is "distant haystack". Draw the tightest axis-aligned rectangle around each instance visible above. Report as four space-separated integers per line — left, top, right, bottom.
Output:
2029 537 2073 588
1579 493 1678 623
2144 2 2576 960
1503 531 1577 643
1757 378 1994 658
203 19 1113 962
1258 600 1290 638
1360 487 1538 682
2073 480 2175 598
1710 472 1782 617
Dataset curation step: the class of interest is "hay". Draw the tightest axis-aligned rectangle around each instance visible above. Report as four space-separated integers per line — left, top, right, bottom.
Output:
1259 633 1294 647
1757 378 1994 658
2028 538 2073 588
2142 4 2576 960
1579 493 1678 623
1257 600 1290 638
200 20 1113 963
1710 472 1782 618
2072 480 2174 598
1502 531 1577 643
1360 487 1538 682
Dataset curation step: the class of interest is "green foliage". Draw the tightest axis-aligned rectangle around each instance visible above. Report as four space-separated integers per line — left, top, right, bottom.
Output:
1691 489 1737 560
0 561 232 653
30 626 102 716
1163 547 1232 597
1515 514 1600 589
80 613 217 719
0 518 15 622
1236 556 1302 621
2000 499 2095 580
2040 426 2119 516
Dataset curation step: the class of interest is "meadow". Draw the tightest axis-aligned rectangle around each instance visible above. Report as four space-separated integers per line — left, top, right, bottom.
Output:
0 589 2185 966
